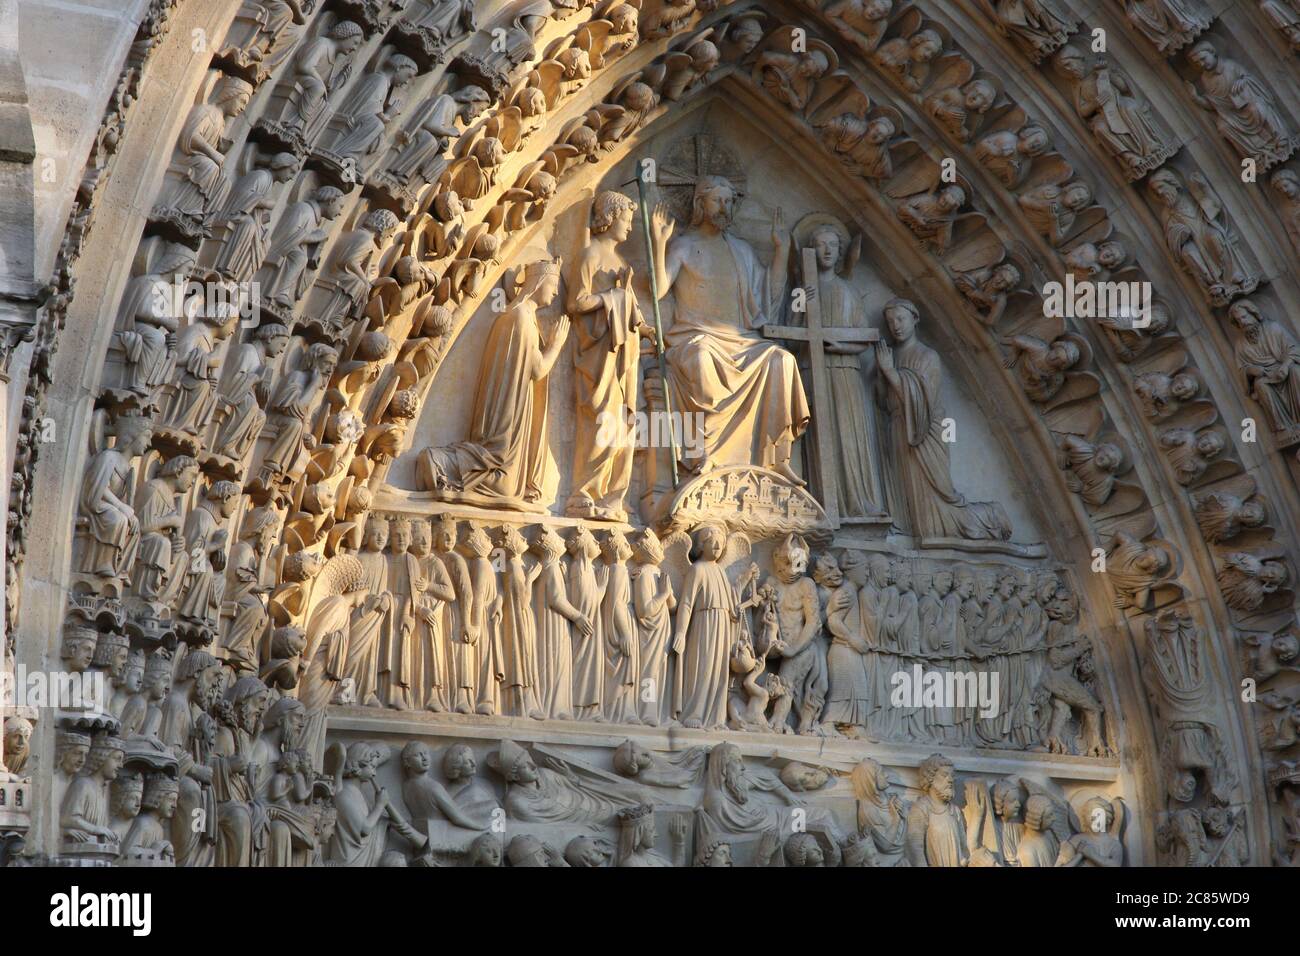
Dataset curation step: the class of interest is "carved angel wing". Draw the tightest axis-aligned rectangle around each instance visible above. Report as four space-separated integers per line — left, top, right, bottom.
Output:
806 70 871 127
722 530 753 571
529 60 568 111
446 155 486 201
574 18 615 67
541 142 580 176
486 106 524 154
323 741 347 796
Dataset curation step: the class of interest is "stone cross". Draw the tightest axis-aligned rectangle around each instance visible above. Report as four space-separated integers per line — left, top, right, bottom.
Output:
763 246 878 528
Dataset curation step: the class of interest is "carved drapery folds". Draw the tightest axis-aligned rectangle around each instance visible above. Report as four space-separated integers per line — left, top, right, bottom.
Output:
14 0 1300 868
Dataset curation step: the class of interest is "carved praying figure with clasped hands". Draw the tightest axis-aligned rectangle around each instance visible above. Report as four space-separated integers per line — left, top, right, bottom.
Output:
648 176 810 485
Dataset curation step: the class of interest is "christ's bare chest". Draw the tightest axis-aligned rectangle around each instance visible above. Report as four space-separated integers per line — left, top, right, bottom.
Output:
676 235 743 324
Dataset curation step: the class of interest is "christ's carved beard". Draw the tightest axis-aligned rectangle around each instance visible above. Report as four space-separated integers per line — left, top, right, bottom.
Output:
697 205 731 230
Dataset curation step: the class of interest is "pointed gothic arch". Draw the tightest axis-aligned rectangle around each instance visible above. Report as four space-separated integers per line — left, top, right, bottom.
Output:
5 0 1299 868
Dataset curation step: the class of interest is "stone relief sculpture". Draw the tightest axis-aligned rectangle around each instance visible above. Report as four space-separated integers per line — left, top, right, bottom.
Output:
257 342 339 488
1144 610 1238 806
569 525 607 721
1271 168 1300 252
897 186 965 252
416 258 568 507
974 0 1073 63
1260 0 1300 49
1186 40 1297 172
649 177 808 483
673 525 742 730
155 76 255 225
905 753 967 866
565 191 648 521
383 85 491 190
1052 44 1176 180
1146 169 1258 307
255 186 346 313
317 51 420 176
76 415 154 593
825 0 892 52
876 299 1012 543
795 215 885 521
218 0 317 80
19 0 1300 873
275 20 367 139
1120 0 1210 54
1227 300 1300 447
874 28 942 93
212 323 291 469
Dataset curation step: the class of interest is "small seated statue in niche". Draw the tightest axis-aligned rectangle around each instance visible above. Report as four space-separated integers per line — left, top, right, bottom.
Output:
1018 180 1092 247
1193 491 1266 544
924 79 996 143
1064 240 1127 280
897 185 965 253
1146 168 1258 306
1217 552 1288 612
825 0 892 52
874 29 942 93
974 124 1051 188
1186 40 1296 172
817 112 895 180
955 261 1020 326
976 0 1073 63
755 45 832 114
1001 333 1082 404
1227 300 1300 444
1105 531 1172 611
1057 435 1123 508
1158 427 1225 486
1120 0 1210 54
276 20 366 137
1134 370 1199 420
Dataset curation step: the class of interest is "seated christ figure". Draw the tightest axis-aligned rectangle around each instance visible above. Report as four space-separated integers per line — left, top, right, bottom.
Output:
649 176 810 485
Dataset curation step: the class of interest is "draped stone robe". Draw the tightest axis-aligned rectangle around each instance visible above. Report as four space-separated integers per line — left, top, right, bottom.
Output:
1195 56 1293 161
417 302 551 509
673 558 737 729
566 247 643 519
346 549 389 704
632 563 675 725
534 560 577 720
1235 319 1300 436
816 271 882 518
568 550 605 719
665 231 810 469
877 337 1010 541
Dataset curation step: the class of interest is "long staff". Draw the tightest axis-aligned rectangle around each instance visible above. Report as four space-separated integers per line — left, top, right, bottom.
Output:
634 173 680 489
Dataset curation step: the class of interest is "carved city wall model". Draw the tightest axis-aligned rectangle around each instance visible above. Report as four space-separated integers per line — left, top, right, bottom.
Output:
1 0 1298 867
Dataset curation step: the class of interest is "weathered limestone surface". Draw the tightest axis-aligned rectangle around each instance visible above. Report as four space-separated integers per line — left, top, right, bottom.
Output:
1 0 1299 867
